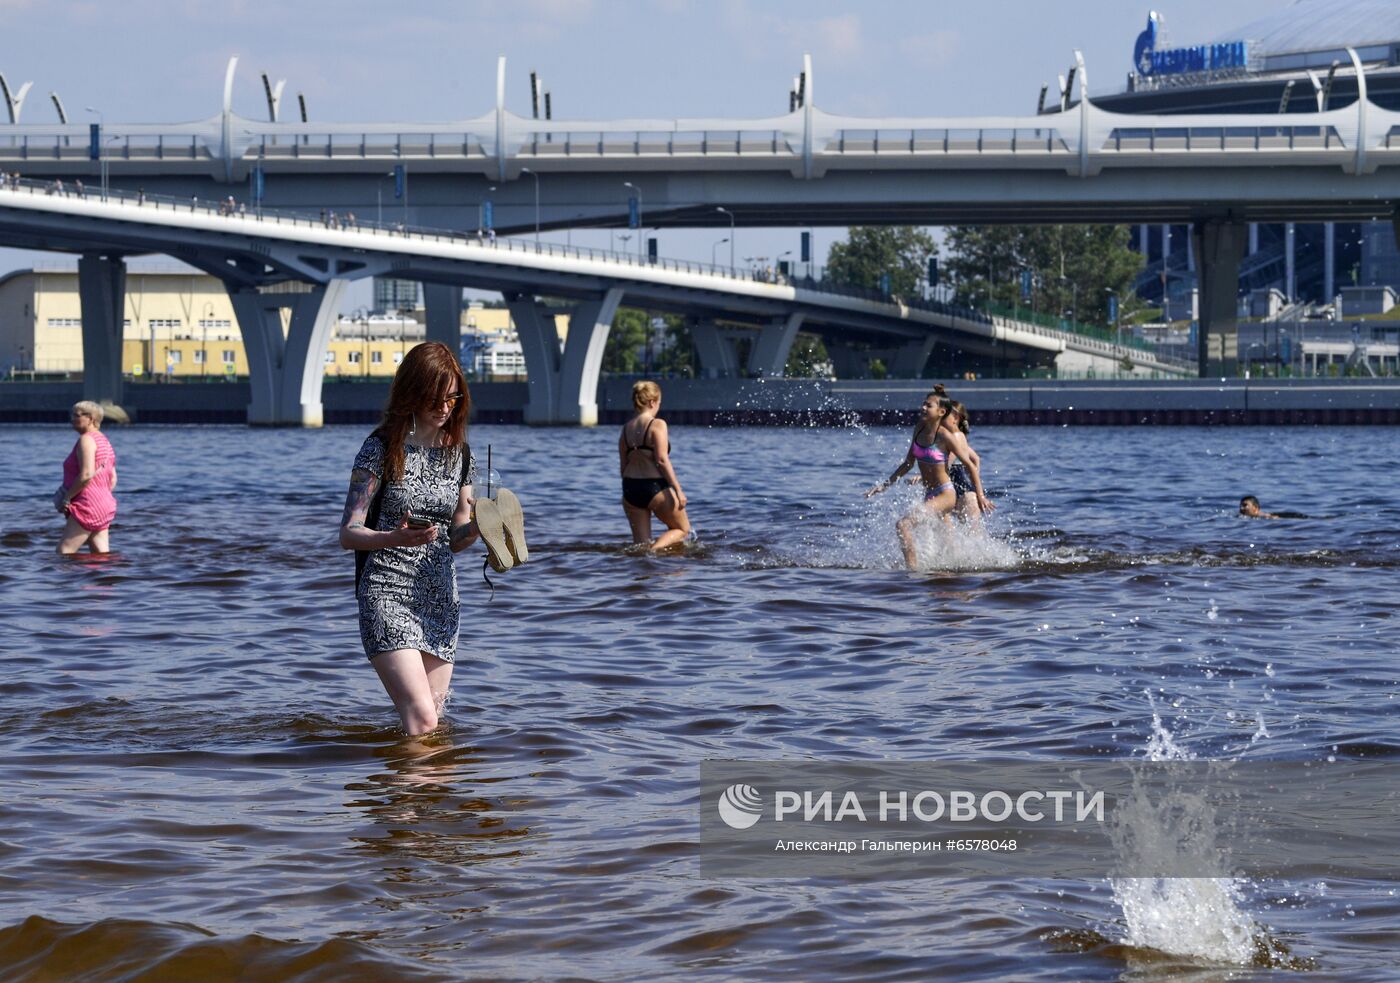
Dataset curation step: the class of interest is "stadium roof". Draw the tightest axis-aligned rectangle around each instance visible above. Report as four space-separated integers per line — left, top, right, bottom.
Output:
1213 0 1400 60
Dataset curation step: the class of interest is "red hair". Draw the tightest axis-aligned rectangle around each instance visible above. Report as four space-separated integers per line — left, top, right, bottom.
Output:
376 341 470 482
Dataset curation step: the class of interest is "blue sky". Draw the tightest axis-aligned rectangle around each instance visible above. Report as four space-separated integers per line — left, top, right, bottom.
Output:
0 0 1286 308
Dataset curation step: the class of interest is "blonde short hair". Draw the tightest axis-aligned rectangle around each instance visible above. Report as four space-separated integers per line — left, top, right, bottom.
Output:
632 380 661 410
72 400 103 425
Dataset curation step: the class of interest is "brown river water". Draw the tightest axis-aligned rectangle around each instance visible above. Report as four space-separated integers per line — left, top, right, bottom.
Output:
1 422 1397 981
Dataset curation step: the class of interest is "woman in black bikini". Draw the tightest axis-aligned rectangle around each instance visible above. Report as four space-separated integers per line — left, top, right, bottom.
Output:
938 396 995 527
619 380 690 551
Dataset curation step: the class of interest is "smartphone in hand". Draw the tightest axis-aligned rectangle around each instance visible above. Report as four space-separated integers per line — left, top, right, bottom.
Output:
405 514 434 529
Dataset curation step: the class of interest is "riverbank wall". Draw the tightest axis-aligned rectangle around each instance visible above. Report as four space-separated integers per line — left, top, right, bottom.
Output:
3 377 1399 425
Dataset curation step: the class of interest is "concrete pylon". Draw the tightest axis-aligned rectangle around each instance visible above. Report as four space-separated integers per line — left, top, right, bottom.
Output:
227 278 348 426
827 342 869 379
423 283 462 351
1191 221 1246 377
509 287 623 425
747 312 803 376
559 288 624 425
691 318 738 378
506 293 562 424
890 335 937 378
77 252 126 406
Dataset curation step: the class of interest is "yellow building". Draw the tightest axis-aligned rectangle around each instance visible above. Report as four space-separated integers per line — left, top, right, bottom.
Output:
0 266 562 380
0 265 253 378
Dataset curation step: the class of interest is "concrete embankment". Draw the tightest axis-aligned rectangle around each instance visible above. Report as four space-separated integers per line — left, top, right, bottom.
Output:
3 377 1399 425
605 378 1400 426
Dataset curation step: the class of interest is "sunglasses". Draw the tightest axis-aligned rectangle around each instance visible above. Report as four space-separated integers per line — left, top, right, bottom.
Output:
433 392 464 409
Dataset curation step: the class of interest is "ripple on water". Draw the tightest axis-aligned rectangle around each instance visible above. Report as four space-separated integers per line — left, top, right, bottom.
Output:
0 424 1397 979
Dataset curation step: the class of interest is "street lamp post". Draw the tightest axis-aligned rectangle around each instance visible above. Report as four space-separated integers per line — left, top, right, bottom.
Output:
711 237 729 266
716 207 735 269
375 172 397 229
623 182 644 259
1058 277 1079 326
521 167 540 245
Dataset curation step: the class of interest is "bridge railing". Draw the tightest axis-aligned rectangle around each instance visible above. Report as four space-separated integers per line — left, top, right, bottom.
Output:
827 127 1074 155
0 132 214 161
1103 125 1344 153
0 121 1366 165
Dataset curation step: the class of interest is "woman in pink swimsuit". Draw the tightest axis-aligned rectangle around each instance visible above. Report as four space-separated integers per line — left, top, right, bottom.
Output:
866 392 976 569
55 400 118 554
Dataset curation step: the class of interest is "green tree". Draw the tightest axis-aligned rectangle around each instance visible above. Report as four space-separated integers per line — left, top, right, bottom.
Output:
942 224 1145 327
653 314 695 377
602 309 697 376
602 308 648 373
785 332 832 378
826 226 937 298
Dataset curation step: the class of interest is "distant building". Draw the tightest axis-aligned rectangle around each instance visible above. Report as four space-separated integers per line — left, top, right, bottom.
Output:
461 301 571 378
1045 0 1400 309
0 267 570 381
0 264 247 378
373 277 421 314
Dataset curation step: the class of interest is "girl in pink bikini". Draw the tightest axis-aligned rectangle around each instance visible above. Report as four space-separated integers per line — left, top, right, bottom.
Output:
54 400 118 554
866 392 978 569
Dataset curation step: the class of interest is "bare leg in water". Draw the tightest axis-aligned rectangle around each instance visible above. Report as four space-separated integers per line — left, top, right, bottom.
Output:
371 649 454 734
648 488 690 551
895 488 955 569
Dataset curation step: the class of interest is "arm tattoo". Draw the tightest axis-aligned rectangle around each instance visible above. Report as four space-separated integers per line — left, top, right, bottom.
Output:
340 469 379 528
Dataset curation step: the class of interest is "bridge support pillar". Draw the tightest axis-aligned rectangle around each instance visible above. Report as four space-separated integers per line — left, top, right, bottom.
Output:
692 318 738 378
827 342 869 379
747 312 803 377
509 287 623 425
77 253 127 407
890 335 937 378
227 278 348 426
1191 221 1245 378
423 283 462 352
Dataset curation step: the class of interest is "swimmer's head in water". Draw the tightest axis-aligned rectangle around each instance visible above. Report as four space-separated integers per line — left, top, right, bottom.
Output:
1240 495 1261 517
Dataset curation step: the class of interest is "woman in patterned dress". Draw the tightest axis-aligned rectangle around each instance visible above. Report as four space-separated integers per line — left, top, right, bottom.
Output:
55 400 118 554
339 342 479 735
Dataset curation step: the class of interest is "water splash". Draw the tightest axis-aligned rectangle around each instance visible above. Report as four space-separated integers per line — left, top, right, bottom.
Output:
1108 691 1264 966
780 488 1027 572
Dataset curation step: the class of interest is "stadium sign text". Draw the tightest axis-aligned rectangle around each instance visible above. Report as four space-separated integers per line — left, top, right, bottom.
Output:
1133 10 1248 79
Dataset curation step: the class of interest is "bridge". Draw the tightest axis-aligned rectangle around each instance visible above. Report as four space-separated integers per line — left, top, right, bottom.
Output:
0 179 1186 426
4 49 1399 375
3 54 1399 223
